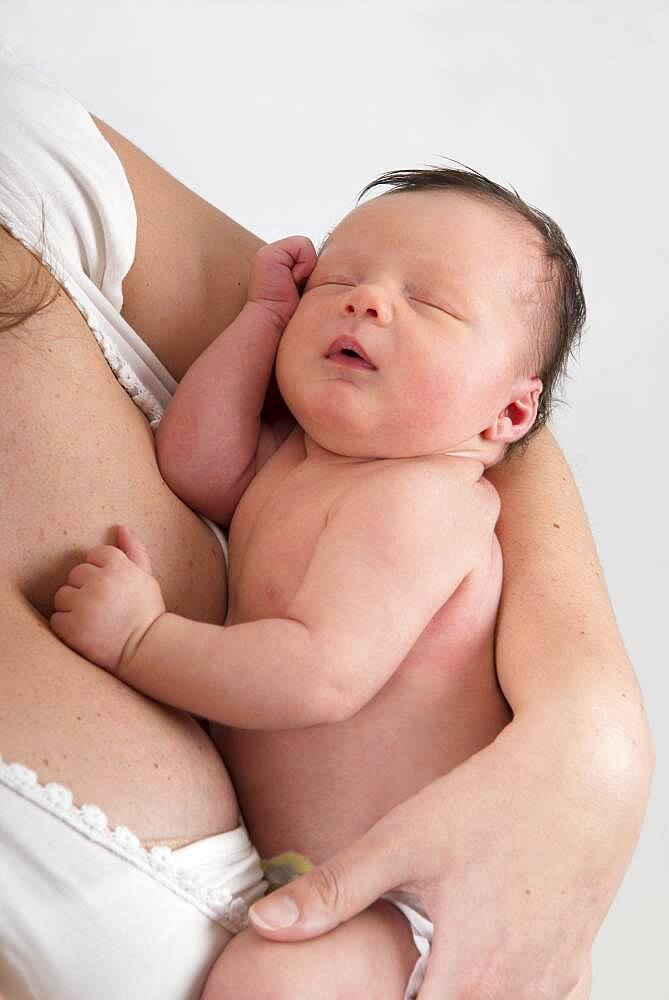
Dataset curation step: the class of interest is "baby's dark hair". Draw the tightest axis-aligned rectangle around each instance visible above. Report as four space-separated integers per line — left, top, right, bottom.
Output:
358 166 586 449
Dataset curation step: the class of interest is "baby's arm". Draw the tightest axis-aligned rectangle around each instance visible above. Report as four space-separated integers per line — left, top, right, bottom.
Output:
155 237 316 526
51 467 489 729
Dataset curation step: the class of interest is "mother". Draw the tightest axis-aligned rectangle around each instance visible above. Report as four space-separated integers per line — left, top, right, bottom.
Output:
0 47 653 1000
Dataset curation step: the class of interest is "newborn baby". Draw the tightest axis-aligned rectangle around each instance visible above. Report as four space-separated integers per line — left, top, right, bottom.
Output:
51 167 584 999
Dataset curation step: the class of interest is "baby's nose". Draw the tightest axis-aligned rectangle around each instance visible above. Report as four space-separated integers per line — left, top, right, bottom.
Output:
342 285 392 324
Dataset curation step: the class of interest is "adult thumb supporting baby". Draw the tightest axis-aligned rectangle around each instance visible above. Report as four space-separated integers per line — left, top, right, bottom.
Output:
249 839 392 941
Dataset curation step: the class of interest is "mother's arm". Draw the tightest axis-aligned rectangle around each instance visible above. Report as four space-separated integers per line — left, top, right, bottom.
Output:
92 116 264 380
249 428 654 999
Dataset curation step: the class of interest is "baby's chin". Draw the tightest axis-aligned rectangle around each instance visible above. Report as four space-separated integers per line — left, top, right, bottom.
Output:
278 380 480 460
297 421 385 459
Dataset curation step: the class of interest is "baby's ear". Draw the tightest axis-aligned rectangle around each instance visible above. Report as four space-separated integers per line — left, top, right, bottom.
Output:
481 378 543 445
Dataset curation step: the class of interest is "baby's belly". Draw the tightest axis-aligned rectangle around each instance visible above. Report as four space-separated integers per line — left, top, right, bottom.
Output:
214 640 511 864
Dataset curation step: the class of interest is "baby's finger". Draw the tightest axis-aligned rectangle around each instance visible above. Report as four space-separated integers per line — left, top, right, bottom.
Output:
49 610 70 642
272 235 316 263
84 544 126 569
67 563 101 589
53 585 80 612
266 236 317 285
115 525 153 574
290 241 318 286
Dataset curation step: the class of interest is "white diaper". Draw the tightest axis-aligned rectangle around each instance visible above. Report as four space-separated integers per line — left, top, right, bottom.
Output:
382 890 434 1000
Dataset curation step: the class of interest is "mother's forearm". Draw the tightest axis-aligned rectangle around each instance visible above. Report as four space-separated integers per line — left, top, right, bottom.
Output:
487 427 654 913
488 428 653 743
494 699 653 949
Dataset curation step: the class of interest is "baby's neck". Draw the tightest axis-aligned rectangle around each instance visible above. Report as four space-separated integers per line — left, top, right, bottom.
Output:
302 433 371 467
301 432 487 478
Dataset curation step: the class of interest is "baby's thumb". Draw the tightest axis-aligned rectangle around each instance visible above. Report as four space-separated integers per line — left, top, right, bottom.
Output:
115 524 153 574
249 840 392 941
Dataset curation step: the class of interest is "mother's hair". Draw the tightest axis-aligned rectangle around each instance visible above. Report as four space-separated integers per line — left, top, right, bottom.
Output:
1 217 59 333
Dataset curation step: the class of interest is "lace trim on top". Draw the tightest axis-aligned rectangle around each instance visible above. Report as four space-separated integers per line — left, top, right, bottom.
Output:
0 217 165 428
0 755 249 933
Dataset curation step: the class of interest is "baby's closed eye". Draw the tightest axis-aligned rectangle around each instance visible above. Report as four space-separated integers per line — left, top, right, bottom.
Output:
406 290 464 321
409 295 444 310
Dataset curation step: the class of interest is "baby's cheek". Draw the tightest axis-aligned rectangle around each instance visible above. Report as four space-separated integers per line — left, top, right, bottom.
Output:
405 361 477 440
408 361 449 413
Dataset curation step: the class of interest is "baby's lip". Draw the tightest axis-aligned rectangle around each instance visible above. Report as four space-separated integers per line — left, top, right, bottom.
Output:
325 336 377 370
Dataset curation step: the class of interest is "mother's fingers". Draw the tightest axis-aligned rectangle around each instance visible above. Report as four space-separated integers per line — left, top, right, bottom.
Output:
415 927 592 1000
249 829 397 940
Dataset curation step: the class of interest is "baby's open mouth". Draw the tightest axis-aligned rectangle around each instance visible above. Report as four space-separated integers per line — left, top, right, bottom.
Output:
325 337 377 370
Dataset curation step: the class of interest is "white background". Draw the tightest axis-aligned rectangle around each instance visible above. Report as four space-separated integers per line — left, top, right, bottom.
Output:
2 1 667 995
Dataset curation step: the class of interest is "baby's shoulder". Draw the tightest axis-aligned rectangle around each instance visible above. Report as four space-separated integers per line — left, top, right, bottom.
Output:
338 455 499 544
424 455 500 522
365 454 498 509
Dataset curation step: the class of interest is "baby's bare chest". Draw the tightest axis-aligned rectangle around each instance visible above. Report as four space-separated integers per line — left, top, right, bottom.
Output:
225 440 501 669
226 454 359 624
227 498 322 622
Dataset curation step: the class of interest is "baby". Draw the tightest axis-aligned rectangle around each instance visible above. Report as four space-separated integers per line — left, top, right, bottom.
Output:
51 167 584 999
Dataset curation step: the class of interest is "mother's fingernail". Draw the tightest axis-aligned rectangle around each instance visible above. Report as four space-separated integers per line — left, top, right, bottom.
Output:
250 895 300 929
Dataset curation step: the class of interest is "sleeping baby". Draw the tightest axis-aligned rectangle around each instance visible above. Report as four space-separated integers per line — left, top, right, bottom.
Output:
51 166 584 999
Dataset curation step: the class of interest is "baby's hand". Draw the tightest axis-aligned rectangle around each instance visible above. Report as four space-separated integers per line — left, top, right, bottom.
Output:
50 525 165 676
248 235 317 330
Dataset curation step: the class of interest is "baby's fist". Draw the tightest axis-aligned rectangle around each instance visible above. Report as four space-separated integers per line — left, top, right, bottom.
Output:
50 526 166 675
248 236 317 330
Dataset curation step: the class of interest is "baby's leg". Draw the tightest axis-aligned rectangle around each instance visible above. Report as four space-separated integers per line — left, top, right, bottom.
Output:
203 900 418 1000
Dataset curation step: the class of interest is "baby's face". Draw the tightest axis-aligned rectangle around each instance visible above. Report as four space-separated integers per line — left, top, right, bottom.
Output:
276 189 539 459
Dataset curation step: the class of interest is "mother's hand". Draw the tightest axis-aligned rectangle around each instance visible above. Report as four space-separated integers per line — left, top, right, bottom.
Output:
248 714 601 998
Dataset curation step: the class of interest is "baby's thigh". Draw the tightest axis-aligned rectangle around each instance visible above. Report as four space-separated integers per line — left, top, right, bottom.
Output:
203 900 418 1000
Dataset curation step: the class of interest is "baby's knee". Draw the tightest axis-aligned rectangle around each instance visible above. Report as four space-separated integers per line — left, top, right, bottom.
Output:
201 900 416 1000
201 928 302 1000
